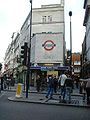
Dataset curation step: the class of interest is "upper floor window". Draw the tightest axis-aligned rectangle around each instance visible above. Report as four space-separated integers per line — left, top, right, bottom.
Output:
48 16 52 22
42 16 46 23
42 15 52 23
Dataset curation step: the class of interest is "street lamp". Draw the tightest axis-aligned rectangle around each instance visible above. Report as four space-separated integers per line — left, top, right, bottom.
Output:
69 11 72 76
26 0 32 98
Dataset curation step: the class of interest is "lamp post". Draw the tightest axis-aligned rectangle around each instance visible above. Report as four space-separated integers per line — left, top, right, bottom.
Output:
69 11 72 76
26 0 32 98
11 32 16 78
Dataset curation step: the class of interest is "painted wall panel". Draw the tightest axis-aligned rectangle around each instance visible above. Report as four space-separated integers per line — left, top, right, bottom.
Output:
31 33 64 64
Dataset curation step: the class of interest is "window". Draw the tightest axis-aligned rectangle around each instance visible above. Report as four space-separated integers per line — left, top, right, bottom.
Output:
42 16 46 23
48 16 52 22
42 15 52 23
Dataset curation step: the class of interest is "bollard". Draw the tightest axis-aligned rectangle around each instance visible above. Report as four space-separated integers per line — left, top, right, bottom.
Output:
16 83 22 98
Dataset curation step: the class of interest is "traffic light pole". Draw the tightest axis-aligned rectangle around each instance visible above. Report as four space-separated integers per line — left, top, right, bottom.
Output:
26 0 32 98
26 48 30 98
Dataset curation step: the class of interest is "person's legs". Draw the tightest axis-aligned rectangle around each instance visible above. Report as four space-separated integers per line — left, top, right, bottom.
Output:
86 88 90 104
54 86 56 93
62 87 66 100
61 86 63 96
59 86 66 100
36 85 39 92
46 87 51 98
50 87 54 99
59 86 63 100
66 87 71 103
69 88 72 102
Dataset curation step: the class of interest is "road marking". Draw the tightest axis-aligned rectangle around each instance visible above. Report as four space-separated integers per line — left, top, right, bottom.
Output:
0 92 6 98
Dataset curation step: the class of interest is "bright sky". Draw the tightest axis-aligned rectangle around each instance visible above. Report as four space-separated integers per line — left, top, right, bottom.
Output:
0 0 85 63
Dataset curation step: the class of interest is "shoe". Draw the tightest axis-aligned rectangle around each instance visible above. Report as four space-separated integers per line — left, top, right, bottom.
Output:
68 101 71 104
50 97 53 99
87 101 90 104
62 100 66 103
59 96 61 99
46 96 48 98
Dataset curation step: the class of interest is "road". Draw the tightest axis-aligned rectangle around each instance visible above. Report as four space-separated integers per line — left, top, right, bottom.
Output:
0 91 90 120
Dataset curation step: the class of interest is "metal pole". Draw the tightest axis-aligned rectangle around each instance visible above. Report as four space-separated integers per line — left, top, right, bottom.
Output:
26 0 32 98
11 32 15 79
69 11 72 76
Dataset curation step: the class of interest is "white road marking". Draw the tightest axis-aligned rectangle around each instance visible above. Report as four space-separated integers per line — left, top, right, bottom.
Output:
0 92 6 98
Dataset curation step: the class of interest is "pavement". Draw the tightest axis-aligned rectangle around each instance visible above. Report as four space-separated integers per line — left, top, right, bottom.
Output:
2 84 90 108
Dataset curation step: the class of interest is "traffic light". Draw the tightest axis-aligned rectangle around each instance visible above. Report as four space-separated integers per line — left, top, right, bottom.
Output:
21 42 28 65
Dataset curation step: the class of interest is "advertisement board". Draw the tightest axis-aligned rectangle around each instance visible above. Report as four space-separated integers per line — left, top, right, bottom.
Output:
31 33 64 64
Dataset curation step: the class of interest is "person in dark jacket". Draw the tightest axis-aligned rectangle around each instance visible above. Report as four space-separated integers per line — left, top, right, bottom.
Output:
46 75 54 99
65 76 73 103
1 76 4 90
86 79 90 104
36 75 41 92
53 75 58 93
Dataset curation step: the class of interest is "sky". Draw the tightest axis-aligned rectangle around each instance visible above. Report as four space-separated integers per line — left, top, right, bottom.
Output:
0 0 85 63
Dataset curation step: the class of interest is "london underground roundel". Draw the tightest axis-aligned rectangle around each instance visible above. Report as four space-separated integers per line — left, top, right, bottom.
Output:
42 40 56 51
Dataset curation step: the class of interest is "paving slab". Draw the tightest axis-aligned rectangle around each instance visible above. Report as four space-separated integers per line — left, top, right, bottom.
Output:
8 93 90 108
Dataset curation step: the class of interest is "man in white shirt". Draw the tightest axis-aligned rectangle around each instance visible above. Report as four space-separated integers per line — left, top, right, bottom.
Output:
59 72 67 102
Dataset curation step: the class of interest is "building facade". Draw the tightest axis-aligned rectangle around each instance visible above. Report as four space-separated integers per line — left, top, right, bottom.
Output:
4 33 21 77
32 4 64 34
4 2 67 85
81 0 90 78
72 53 81 79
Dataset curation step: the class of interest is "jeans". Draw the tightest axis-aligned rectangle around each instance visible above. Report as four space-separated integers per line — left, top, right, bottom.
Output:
66 87 72 102
46 86 54 98
86 87 90 104
60 86 66 100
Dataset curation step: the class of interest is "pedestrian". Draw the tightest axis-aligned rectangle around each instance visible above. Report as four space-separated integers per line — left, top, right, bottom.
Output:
46 75 54 99
65 75 73 103
41 76 47 91
86 79 90 104
6 76 11 90
10 74 15 86
79 81 83 94
76 77 79 89
36 75 41 92
59 71 67 102
82 81 87 101
53 75 58 93
0 78 1 93
1 76 4 90
3 74 7 89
